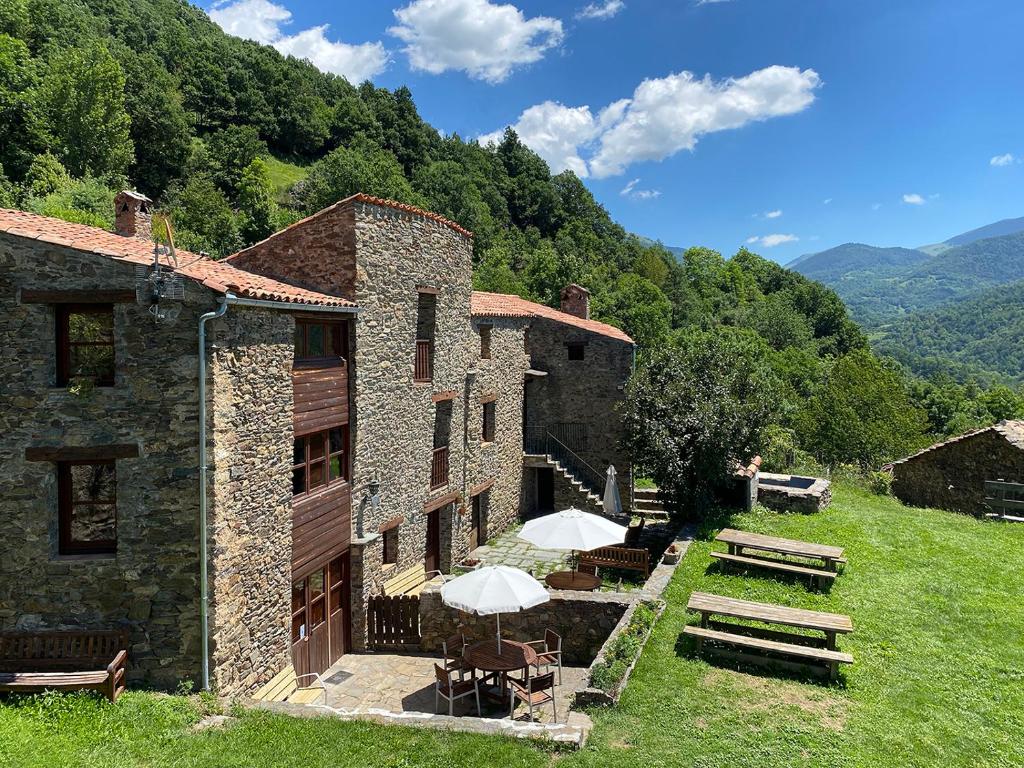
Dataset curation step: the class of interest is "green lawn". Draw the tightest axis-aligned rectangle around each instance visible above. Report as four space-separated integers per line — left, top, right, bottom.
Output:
2 484 1022 767
263 155 309 201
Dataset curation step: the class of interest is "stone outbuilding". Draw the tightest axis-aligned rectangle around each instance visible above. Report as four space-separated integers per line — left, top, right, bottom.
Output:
886 420 1024 515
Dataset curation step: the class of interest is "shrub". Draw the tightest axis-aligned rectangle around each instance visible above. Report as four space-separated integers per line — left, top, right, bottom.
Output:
588 601 660 694
869 470 894 496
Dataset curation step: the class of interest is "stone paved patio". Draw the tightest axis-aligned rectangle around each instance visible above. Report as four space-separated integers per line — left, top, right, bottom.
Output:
320 650 588 724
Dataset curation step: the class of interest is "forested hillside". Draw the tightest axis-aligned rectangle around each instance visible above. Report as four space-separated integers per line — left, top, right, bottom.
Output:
1 0 1021 470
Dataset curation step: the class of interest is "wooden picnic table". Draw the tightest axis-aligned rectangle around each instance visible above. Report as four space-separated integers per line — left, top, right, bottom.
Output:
464 639 538 704
716 529 846 571
545 570 601 591
685 591 853 680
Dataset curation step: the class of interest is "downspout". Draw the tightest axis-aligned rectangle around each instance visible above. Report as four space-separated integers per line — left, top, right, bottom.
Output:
197 295 230 691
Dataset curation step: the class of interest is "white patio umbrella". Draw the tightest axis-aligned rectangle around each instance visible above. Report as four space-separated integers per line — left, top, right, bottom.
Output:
518 507 628 571
441 565 549 653
603 465 623 516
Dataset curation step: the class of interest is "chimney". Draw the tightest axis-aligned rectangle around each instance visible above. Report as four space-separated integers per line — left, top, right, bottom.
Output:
114 190 153 240
560 283 590 319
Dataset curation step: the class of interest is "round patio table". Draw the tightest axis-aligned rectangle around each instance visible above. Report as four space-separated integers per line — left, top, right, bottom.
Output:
465 639 538 705
545 570 601 591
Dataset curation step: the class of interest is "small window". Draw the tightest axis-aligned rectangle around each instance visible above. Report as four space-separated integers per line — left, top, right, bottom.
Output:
482 401 496 443
294 319 346 362
57 304 115 386
567 342 586 361
479 324 492 360
383 527 398 565
292 426 349 496
58 460 117 554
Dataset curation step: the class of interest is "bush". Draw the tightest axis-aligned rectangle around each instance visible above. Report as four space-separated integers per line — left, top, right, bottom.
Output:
869 470 894 496
588 601 660 694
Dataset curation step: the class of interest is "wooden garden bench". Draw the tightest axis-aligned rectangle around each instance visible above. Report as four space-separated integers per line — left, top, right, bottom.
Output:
684 592 853 680
0 630 128 702
716 529 847 571
709 551 838 589
579 545 650 577
383 564 427 596
253 665 327 705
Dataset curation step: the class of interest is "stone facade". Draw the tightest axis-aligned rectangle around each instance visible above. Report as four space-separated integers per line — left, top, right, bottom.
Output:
889 425 1024 515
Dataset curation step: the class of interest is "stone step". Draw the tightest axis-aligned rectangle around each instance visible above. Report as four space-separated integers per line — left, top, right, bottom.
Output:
633 487 662 501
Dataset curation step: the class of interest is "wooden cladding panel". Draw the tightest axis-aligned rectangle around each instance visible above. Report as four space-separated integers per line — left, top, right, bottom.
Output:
293 365 348 436
292 482 351 577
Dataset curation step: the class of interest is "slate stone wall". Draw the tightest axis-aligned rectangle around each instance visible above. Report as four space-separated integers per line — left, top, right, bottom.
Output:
891 431 1024 515
0 234 209 689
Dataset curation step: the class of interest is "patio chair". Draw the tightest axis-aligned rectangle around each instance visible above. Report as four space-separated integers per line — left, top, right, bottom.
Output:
442 633 473 681
509 670 557 723
434 663 481 717
526 629 563 684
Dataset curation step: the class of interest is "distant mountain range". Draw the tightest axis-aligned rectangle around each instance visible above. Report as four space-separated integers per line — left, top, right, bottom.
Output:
788 217 1024 382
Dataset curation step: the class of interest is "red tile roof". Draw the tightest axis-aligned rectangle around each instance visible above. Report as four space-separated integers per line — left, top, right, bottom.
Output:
471 290 634 343
0 208 356 308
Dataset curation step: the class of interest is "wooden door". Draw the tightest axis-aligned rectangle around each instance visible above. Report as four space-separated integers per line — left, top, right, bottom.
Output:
469 493 483 550
425 509 440 576
290 578 309 679
307 567 329 675
327 552 349 665
537 468 555 511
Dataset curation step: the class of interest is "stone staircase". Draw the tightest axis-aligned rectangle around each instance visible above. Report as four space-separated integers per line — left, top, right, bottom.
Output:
632 487 669 520
542 454 604 509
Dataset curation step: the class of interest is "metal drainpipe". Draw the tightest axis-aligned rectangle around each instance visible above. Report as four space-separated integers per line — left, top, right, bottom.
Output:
197 295 230 691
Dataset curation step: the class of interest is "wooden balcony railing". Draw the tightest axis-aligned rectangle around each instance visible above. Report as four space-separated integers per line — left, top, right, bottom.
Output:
415 339 433 382
430 446 449 490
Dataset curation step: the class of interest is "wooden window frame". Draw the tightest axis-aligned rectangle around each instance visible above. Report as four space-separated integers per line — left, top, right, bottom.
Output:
479 323 492 360
292 425 350 498
567 342 586 362
294 318 348 365
57 459 117 555
56 303 116 387
482 401 496 443
382 527 398 565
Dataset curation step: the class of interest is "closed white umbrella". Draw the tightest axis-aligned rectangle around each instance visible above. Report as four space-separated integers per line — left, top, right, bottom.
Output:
603 465 623 517
441 565 549 652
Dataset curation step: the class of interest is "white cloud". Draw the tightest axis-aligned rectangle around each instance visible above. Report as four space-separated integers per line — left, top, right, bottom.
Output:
763 209 782 219
478 101 600 176
990 153 1016 167
823 198 832 205
746 234 799 248
902 193 926 205
696 0 733 5
390 0 563 83
208 0 388 82
620 178 661 200
872 202 882 210
480 65 820 177
577 1 624 20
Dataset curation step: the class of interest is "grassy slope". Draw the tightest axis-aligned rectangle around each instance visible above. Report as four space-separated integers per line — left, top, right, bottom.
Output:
2 485 1022 767
263 156 309 202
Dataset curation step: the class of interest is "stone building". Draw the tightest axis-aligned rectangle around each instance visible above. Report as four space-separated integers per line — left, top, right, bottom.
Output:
886 420 1024 515
0 192 634 696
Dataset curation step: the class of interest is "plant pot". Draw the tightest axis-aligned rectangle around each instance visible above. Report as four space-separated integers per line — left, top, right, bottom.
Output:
662 549 681 565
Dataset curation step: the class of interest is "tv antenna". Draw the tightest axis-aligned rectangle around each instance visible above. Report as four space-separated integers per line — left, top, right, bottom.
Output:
136 217 185 323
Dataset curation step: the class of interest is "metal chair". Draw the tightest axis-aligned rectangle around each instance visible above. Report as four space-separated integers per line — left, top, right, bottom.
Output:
526 629 563 684
509 670 557 722
434 663 481 716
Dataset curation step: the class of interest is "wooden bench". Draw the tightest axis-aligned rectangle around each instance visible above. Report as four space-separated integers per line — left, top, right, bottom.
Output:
716 528 846 572
383 564 428 596
685 591 853 680
253 665 327 706
0 630 128 702
579 545 650 577
710 551 838 589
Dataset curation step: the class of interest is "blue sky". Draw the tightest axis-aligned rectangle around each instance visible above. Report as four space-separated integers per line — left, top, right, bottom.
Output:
205 0 1024 264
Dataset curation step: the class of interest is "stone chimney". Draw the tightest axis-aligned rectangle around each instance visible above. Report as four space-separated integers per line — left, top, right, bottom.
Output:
114 190 153 240
560 283 590 319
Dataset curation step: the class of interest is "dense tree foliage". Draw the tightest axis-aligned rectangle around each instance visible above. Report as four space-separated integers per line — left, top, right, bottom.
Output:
0 0 1019 477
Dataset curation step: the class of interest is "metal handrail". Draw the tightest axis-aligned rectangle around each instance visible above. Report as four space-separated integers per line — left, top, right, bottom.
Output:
546 432 605 497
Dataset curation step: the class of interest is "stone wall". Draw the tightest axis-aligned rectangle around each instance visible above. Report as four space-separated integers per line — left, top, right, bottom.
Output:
524 318 633 499
208 306 294 697
419 585 629 665
0 234 210 689
347 201 476 647
891 430 1024 514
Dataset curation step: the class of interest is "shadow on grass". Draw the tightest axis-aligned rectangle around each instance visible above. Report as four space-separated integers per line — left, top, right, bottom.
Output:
702 559 833 593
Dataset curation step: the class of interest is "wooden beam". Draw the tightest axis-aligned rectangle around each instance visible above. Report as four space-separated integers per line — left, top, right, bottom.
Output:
415 285 440 295
479 392 498 404
469 478 495 497
423 490 460 513
25 444 140 462
20 290 137 304
378 515 405 533
431 390 459 403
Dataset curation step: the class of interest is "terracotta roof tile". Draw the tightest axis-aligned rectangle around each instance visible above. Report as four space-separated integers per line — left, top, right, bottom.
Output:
0 208 356 308
471 290 633 343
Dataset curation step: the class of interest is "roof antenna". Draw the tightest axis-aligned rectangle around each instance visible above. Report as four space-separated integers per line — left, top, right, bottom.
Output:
135 216 184 323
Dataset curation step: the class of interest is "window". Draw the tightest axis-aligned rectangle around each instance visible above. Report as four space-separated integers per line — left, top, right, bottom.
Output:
567 342 586 361
482 401 496 443
479 323 492 360
58 460 117 554
415 291 437 382
294 319 346 362
292 426 349 496
56 304 115 386
383 527 398 565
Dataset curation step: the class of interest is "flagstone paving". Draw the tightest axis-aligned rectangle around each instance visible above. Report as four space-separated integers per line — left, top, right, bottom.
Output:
467 524 572 579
